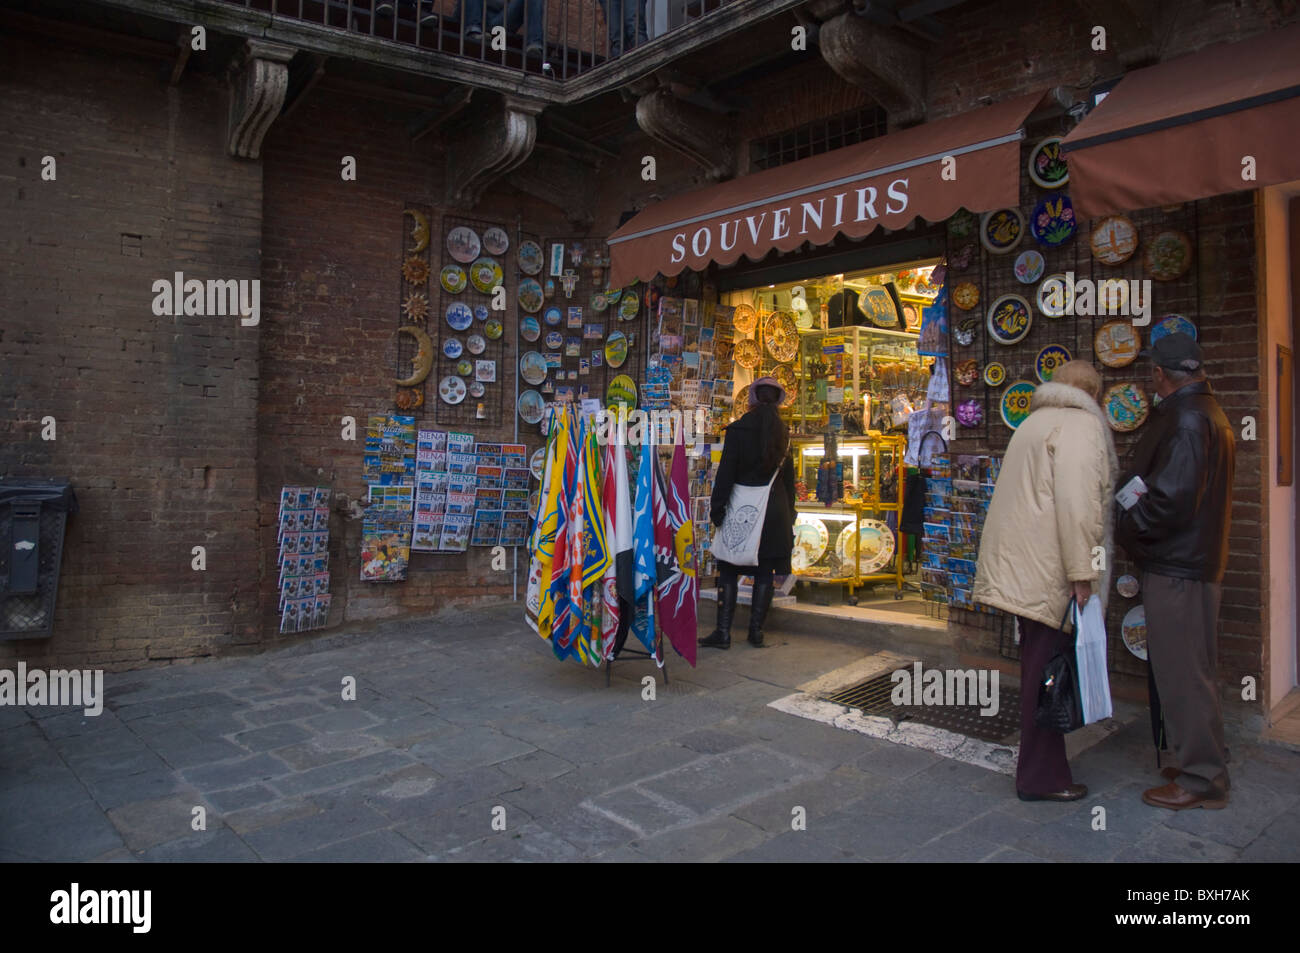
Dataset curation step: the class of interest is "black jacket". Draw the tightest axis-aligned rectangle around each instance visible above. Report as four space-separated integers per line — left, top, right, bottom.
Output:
1115 380 1235 582
711 409 797 571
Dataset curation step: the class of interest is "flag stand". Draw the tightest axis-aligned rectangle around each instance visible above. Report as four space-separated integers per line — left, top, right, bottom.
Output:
603 614 669 688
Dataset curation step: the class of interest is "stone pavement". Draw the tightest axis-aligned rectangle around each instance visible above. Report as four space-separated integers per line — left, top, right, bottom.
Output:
2 602 1297 862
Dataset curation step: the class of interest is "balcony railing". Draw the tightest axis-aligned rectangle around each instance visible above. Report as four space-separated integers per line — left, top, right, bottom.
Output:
215 0 738 79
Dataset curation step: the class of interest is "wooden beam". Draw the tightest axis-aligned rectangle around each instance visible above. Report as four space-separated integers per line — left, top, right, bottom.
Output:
406 86 474 141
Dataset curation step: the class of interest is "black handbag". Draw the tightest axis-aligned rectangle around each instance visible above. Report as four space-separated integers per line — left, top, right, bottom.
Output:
1034 598 1083 734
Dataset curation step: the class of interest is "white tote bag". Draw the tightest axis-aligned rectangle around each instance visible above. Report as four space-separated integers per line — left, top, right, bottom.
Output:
1074 595 1113 724
710 467 780 567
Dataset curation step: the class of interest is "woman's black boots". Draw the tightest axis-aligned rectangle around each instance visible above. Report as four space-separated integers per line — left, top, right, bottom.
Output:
748 580 775 647
699 576 738 649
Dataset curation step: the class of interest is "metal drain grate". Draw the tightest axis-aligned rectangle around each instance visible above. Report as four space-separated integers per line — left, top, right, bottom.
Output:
823 669 1022 744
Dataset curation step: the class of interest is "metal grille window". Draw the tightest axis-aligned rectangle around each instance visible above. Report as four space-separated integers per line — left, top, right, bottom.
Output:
749 106 888 171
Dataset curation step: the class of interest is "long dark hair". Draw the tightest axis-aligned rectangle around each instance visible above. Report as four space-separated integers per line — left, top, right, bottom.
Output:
752 384 789 473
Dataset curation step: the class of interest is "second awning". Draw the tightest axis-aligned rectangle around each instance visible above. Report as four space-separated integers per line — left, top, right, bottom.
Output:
607 90 1049 288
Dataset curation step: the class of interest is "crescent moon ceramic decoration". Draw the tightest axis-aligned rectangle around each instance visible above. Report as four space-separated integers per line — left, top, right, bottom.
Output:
404 208 430 253
395 325 434 387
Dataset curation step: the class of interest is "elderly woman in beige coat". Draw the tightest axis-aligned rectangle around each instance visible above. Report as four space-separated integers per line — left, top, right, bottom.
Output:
974 361 1117 802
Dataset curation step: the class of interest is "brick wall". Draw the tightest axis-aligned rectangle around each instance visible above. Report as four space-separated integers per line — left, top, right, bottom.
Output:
0 30 263 669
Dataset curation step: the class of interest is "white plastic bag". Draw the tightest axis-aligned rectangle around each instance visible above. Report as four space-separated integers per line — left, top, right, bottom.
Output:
1074 595 1112 724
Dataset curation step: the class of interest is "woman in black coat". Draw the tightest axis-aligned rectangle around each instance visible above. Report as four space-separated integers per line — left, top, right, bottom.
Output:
699 377 796 649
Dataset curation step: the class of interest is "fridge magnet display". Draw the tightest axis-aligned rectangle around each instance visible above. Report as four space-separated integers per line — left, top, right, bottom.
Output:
1151 313 1198 342
1030 195 1076 247
1144 230 1193 281
518 278 543 312
517 389 545 424
1121 605 1148 659
956 399 983 428
555 385 575 402
482 226 509 256
439 375 467 404
1094 320 1140 368
541 379 554 394
395 326 434 387
470 258 503 294
485 318 503 340
987 294 1032 345
521 315 540 342
446 226 481 263
1000 381 1037 429
979 208 1024 254
402 291 429 322
1014 251 1044 285
518 240 543 275
1090 215 1139 265
1035 344 1072 382
983 362 1006 387
543 352 561 368
1104 382 1150 432
1028 136 1069 189
952 282 980 311
440 264 468 294
443 338 463 359
604 330 629 368
1036 273 1074 317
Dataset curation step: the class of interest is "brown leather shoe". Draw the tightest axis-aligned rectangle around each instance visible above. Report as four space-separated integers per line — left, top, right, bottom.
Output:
1160 766 1231 791
1142 781 1228 810
1017 783 1087 802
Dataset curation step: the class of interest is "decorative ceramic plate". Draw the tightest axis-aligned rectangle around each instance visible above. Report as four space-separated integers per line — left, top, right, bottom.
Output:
544 331 563 350
440 264 468 294
1014 250 1045 284
590 292 608 313
980 208 1025 254
1030 195 1077 248
1094 321 1140 368
734 339 762 369
443 338 463 360
791 515 829 571
1036 344 1072 382
521 316 540 342
956 359 979 386
474 304 490 323
528 490 540 518
858 288 900 328
952 282 980 311
517 389 544 424
519 351 548 385
732 303 758 335
619 294 639 321
445 301 473 331
764 311 799 362
1121 605 1148 659
1116 574 1140 599
835 518 895 576
773 363 796 395
948 209 977 240
469 381 486 398
446 226 481 264
466 333 486 355
1144 230 1192 281
955 317 978 347
482 226 509 257
518 240 543 276
439 375 467 404
604 287 623 305
987 294 1033 345
543 306 562 327
484 318 503 340
1028 136 1069 189
983 362 1006 387
1151 313 1198 342
469 257 503 294
605 331 629 368
1090 215 1139 265
530 446 546 479
517 278 543 313
1104 382 1150 432
606 374 637 411
1098 278 1128 314
733 386 749 418
1000 381 1037 429
1036 274 1074 317
456 359 473 377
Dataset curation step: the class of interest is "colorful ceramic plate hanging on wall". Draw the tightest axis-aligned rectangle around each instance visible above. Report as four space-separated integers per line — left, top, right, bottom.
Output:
484 318 503 340
518 240 543 275
1095 321 1140 368
1116 574 1140 599
544 331 563 350
1151 313 1198 342
983 362 1006 387
773 363 796 395
530 447 546 479
603 287 623 306
604 330 629 368
469 381 486 398
957 399 983 428
734 338 762 369
1099 278 1129 314
791 515 829 571
1104 382 1150 432
954 317 978 347
439 375 467 404
440 264 468 294
955 359 979 386
517 278 543 313
979 208 1025 254
517 389 544 424
987 294 1033 345
470 257 503 294
858 288 900 327
606 374 637 411
619 293 639 321
1014 250 1045 284
1144 230 1193 281
543 306 562 326
456 359 473 377
835 518 895 576
764 311 799 362
1036 344 1072 382
445 301 473 331
474 304 490 323
520 315 540 342
1036 274 1073 317
1090 215 1139 265
732 303 758 335
482 226 509 256
1030 195 1077 247
952 282 980 311
733 385 750 418
1121 605 1148 659
446 226 481 264
519 351 548 385
590 292 608 313
466 333 486 355
1028 136 1069 189
1000 381 1037 429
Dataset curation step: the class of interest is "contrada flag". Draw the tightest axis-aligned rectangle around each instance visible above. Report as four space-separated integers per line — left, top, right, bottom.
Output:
600 430 633 660
655 430 697 667
526 407 566 638
630 439 658 659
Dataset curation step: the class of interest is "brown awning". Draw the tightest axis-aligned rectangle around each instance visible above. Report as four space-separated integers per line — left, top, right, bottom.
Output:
607 91 1049 288
1061 23 1300 219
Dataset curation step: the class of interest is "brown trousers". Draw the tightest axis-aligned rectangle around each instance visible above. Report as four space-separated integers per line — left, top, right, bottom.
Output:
1143 572 1229 796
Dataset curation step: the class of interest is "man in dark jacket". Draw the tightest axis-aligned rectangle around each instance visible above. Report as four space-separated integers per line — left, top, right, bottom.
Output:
1116 333 1235 811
